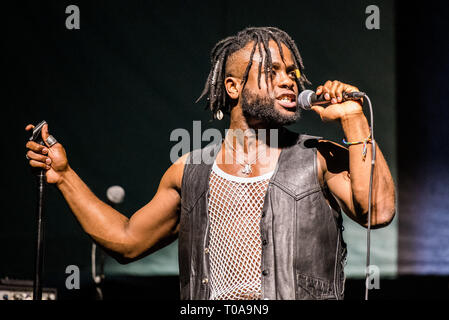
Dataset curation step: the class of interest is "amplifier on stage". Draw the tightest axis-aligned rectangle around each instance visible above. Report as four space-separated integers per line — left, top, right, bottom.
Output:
0 278 57 300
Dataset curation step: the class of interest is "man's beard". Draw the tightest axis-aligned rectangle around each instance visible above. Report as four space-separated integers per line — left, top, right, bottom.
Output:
241 87 301 127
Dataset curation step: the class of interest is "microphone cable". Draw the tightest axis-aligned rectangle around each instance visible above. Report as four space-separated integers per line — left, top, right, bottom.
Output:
363 94 376 300
298 90 377 299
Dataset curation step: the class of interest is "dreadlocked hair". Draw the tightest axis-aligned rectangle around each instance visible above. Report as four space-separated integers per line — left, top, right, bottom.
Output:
196 26 311 119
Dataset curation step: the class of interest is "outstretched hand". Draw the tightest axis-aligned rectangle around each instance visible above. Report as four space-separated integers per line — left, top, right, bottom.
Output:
25 123 69 184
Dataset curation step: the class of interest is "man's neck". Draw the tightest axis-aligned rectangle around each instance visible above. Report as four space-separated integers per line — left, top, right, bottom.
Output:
227 108 283 154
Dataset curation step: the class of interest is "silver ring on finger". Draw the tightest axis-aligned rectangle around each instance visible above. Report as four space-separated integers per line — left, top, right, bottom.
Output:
46 135 58 147
26 154 30 160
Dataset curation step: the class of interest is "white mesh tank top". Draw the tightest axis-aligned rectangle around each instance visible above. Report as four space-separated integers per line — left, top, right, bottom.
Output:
207 161 274 300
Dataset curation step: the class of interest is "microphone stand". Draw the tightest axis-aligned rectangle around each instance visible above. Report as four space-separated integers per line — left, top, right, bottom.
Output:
33 169 46 300
91 243 105 300
29 120 48 301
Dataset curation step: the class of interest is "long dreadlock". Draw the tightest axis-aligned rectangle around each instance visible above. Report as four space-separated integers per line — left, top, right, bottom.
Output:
196 27 311 119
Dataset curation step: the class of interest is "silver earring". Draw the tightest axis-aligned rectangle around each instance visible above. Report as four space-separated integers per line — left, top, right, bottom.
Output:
215 109 223 120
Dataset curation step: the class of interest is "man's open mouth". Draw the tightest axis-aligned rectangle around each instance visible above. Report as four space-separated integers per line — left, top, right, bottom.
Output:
276 93 297 109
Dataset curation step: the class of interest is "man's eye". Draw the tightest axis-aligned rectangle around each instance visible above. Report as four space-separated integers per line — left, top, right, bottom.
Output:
288 71 296 79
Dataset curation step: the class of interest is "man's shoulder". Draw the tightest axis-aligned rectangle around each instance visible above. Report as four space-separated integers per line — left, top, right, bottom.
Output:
164 152 191 192
173 152 191 166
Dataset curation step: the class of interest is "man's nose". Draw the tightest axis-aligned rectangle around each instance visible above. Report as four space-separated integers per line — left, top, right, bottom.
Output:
277 71 295 90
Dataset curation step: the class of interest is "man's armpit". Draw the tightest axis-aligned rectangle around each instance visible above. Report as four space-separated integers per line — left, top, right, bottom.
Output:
317 140 349 177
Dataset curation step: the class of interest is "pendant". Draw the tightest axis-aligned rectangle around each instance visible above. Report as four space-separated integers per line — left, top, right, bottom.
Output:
242 164 252 175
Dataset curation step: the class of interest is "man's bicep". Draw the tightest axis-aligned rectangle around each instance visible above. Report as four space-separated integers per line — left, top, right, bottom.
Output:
326 171 358 222
318 140 362 224
123 157 186 258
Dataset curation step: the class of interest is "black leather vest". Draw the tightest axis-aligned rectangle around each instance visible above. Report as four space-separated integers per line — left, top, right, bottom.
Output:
179 129 347 300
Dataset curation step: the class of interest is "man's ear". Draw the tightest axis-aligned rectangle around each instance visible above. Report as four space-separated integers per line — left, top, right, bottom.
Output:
224 76 241 100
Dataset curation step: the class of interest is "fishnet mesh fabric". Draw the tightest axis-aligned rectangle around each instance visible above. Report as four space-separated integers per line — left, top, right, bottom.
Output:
207 165 271 300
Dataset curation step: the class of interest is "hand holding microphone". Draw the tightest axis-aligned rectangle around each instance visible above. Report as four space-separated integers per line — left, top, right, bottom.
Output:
298 90 365 110
297 80 366 122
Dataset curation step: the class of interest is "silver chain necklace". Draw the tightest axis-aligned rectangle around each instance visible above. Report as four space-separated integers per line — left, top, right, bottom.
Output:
224 136 268 175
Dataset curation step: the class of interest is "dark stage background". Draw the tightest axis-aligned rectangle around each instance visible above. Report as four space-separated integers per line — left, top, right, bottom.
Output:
2 0 448 300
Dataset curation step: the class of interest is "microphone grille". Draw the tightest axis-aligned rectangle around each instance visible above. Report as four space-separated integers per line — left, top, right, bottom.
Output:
297 90 314 110
106 185 125 204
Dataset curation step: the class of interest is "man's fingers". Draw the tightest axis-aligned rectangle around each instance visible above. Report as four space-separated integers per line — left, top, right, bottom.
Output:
311 105 325 118
321 86 331 100
329 81 340 104
25 123 53 171
29 159 51 170
320 81 361 104
344 85 359 93
42 124 50 147
26 141 48 154
323 81 332 100
336 83 345 102
27 150 51 164
324 80 333 87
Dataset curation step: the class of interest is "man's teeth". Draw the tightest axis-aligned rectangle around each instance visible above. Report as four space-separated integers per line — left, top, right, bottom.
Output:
281 97 291 102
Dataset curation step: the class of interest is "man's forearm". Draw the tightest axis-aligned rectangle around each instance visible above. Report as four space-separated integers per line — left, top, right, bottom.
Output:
341 112 396 226
56 166 133 257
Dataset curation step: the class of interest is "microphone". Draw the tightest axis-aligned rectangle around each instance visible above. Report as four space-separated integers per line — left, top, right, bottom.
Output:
297 89 365 110
106 185 125 205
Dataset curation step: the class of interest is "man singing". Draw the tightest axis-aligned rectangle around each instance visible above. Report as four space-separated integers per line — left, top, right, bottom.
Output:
25 27 395 300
